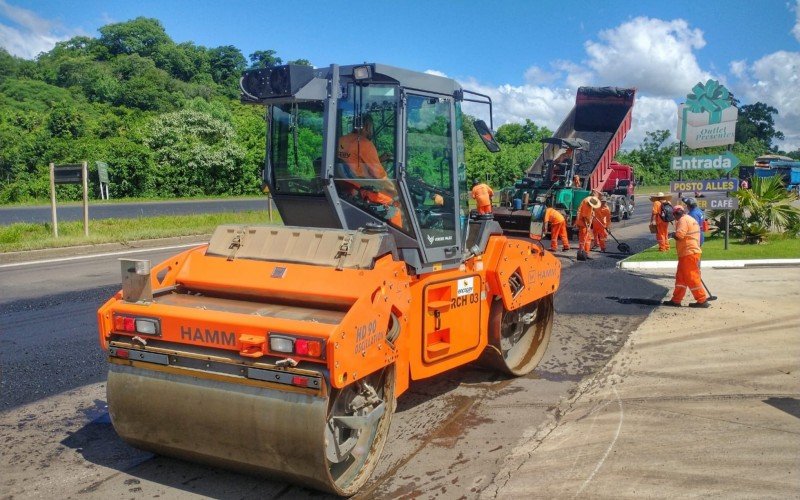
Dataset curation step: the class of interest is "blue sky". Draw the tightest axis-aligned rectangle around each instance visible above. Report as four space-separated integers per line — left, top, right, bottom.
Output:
2 0 799 150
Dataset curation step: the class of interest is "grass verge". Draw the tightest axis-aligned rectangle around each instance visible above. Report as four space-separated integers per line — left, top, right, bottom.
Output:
0 195 267 208
626 234 800 262
0 210 279 253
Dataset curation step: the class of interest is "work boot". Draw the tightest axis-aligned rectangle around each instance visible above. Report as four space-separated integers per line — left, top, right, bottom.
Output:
562 246 571 251
689 301 710 308
576 250 587 261
662 300 681 307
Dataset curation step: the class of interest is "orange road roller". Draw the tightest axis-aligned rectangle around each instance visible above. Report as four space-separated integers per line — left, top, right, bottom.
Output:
97 63 561 496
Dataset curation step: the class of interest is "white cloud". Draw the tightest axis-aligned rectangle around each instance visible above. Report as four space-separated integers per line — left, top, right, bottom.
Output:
733 50 800 151
458 77 576 134
0 0 80 59
793 0 800 42
584 17 712 97
626 95 679 148
523 65 557 85
424 69 448 78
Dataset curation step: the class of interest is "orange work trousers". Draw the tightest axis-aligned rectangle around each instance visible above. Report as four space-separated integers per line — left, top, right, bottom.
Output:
670 253 707 303
592 222 607 251
577 219 592 253
656 221 670 251
477 204 492 215
549 221 570 250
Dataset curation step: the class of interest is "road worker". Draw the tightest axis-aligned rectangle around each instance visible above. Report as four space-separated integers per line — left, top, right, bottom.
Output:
572 174 581 188
682 196 705 246
649 192 672 252
471 180 494 215
543 203 570 252
575 189 600 260
592 195 612 252
337 115 404 228
663 205 709 308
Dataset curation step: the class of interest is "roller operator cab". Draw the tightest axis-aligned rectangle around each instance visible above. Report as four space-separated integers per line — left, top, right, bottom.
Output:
97 63 561 496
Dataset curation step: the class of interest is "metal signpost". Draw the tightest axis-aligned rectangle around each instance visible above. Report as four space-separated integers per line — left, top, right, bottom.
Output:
96 161 110 200
49 162 89 238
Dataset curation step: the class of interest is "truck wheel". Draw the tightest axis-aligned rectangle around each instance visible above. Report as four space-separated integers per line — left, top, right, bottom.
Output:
482 295 554 376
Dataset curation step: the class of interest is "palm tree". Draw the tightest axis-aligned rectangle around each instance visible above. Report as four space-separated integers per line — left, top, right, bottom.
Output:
709 175 800 243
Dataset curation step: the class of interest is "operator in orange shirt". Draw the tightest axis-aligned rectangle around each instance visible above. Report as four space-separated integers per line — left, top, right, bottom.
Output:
471 180 494 215
663 205 709 308
337 115 403 228
650 192 672 251
592 195 612 252
543 204 570 251
575 189 600 259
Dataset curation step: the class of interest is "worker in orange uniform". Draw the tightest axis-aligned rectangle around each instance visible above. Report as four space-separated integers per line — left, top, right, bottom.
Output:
572 174 581 188
543 204 570 251
592 195 612 252
649 192 672 252
338 115 404 228
662 205 709 308
471 180 494 215
575 189 600 260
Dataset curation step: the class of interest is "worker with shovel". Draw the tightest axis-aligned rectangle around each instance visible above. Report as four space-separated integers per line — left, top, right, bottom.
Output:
592 195 612 252
575 189 600 260
663 205 709 308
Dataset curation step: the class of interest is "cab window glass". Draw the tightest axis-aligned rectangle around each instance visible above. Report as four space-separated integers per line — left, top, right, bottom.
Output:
406 94 456 248
270 102 324 194
333 84 410 232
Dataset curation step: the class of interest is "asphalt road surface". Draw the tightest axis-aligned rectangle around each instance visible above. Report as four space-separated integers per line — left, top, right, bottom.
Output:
0 208 667 499
0 198 269 225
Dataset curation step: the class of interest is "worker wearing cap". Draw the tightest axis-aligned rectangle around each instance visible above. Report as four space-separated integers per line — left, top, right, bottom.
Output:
663 205 709 308
650 192 671 251
575 189 600 257
683 197 705 246
543 204 570 251
592 195 612 252
471 180 494 215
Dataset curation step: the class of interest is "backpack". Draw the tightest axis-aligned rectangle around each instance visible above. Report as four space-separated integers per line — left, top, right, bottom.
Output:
659 202 675 222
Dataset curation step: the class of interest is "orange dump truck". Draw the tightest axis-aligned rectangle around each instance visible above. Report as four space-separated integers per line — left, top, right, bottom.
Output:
97 63 561 496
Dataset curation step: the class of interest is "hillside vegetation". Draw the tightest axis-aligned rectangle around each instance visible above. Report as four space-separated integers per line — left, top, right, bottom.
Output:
0 17 795 204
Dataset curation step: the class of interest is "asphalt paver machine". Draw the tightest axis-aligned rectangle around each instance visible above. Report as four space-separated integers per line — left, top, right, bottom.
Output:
97 63 562 495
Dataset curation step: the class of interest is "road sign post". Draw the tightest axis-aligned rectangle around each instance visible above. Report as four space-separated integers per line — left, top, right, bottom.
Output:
49 162 90 238
82 161 89 237
49 163 58 237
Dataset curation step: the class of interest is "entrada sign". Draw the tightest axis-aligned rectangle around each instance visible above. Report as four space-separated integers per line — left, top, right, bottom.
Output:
670 151 740 171
670 178 739 193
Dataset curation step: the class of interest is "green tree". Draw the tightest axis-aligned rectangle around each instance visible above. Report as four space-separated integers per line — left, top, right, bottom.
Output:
735 102 785 150
145 110 252 196
98 17 172 58
287 58 312 66
495 119 551 146
47 103 86 138
249 50 282 69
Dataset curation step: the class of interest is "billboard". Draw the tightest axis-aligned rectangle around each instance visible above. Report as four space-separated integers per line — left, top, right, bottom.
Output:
677 80 737 149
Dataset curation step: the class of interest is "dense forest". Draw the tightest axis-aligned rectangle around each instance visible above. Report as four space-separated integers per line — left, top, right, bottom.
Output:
0 17 795 203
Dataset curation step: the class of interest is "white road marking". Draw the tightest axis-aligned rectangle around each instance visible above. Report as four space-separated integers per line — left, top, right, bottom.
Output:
0 243 203 269
575 386 624 497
